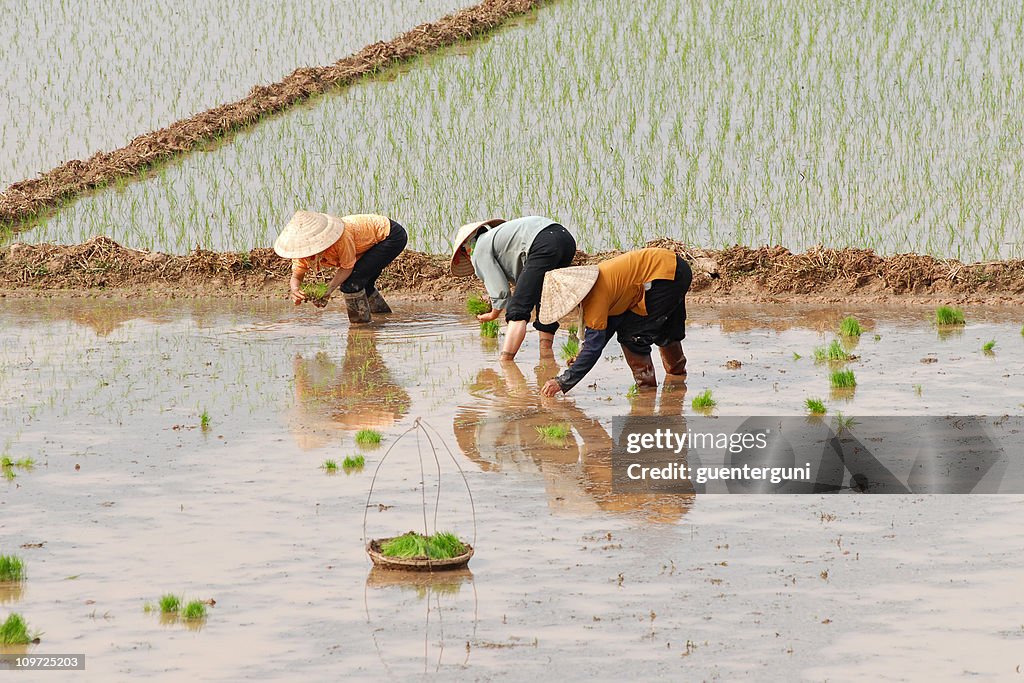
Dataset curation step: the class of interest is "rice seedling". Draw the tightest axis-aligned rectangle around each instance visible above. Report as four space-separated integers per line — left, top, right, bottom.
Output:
322 459 338 473
0 555 25 582
873 334 882 342
200 410 210 430
839 317 862 337
355 429 382 446
813 340 851 363
982 340 996 354
934 306 965 326
480 320 499 338
380 531 466 560
913 384 923 396
833 413 857 433
829 369 857 388
181 600 207 620
567 325 579 340
805 398 827 416
535 423 571 442
692 389 716 410
159 594 181 615
299 282 327 305
626 383 638 398
465 295 490 315
560 336 580 361
792 352 802 360
342 454 365 471
0 613 34 645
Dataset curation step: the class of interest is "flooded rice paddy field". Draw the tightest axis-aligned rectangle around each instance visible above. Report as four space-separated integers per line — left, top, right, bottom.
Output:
0 0 476 187
13 0 1024 259
2 299 1023 680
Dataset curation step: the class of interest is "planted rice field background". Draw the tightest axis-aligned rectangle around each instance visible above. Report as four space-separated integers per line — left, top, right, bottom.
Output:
0 0 478 187
7 0 1023 260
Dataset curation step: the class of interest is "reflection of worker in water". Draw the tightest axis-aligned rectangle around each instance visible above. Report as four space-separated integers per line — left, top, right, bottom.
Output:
274 210 408 324
449 216 577 361
538 248 691 396
289 328 410 449
454 361 692 522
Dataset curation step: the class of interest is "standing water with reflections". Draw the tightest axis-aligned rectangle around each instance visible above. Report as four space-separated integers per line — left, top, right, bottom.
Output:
1 299 1023 679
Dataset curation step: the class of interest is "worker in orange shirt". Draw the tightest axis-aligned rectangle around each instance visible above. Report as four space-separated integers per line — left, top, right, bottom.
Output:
538 247 691 396
274 210 408 323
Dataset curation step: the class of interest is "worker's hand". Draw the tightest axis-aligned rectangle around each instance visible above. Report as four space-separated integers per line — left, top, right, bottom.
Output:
565 355 577 366
477 309 501 323
541 378 563 397
290 288 306 305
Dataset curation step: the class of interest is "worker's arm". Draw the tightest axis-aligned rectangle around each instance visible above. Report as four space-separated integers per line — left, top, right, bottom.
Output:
542 327 611 395
325 267 354 297
472 248 512 312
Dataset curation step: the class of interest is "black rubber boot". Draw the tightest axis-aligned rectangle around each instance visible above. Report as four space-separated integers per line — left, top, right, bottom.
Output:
659 341 687 376
344 291 372 324
621 345 657 388
366 289 392 314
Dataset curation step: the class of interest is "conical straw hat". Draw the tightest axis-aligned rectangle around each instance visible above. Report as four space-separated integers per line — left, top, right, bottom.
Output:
538 265 599 325
274 211 346 259
449 218 506 277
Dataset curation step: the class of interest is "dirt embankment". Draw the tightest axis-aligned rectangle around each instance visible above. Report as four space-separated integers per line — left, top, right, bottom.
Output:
3 236 1024 305
0 0 547 231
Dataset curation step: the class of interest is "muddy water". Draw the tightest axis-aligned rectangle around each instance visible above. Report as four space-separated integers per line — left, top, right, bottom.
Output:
1 299 1023 680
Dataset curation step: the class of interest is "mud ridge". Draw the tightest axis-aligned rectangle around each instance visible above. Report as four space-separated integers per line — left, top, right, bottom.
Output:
0 0 546 232
3 237 1023 305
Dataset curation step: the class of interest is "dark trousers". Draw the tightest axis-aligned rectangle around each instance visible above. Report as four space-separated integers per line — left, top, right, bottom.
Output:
340 220 408 295
615 256 692 354
505 224 576 334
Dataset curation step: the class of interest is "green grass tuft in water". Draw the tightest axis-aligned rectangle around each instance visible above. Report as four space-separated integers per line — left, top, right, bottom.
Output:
0 613 33 645
480 320 499 338
692 389 716 410
830 369 857 388
181 601 207 620
355 429 382 446
934 305 965 325
839 316 862 337
0 555 26 582
159 594 181 614
805 398 827 415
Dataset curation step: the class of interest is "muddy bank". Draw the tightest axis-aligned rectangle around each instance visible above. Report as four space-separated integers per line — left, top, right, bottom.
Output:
2 236 1024 305
0 0 546 232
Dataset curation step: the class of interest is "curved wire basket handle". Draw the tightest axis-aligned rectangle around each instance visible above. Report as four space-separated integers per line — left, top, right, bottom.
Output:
363 417 478 549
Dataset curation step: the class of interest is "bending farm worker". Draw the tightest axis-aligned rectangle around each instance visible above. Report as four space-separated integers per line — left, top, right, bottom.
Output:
274 211 408 323
450 216 577 360
537 247 692 396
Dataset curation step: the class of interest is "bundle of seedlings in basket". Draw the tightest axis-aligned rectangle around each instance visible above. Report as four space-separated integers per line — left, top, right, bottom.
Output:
364 418 477 571
301 282 330 307
380 531 467 560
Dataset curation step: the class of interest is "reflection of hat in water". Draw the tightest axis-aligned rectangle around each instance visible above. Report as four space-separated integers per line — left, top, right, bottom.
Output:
449 218 506 277
274 211 346 259
538 266 599 325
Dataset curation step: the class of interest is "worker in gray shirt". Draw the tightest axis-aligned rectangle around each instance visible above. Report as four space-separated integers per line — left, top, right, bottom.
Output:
450 216 577 360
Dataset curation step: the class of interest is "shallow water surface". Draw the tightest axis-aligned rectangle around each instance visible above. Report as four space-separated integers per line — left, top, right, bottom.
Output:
1 299 1023 680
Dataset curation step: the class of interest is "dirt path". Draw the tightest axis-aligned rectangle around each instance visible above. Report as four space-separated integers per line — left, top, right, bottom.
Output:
3 236 1023 306
0 0 547 232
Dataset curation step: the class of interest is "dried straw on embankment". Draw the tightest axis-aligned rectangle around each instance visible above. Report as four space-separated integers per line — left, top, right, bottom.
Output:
0 0 546 231
3 236 1023 305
